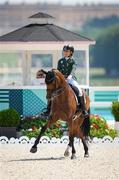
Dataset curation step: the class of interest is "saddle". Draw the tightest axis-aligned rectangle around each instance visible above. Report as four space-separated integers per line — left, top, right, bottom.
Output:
69 84 85 104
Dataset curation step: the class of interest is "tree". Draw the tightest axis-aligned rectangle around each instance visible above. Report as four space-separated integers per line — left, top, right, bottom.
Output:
92 24 119 77
81 15 119 39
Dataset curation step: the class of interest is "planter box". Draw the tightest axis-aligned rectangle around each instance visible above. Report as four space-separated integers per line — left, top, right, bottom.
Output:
0 127 17 138
114 122 119 137
16 131 23 138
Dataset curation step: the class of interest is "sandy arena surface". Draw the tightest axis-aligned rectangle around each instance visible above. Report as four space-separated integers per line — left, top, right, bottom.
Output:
0 142 119 180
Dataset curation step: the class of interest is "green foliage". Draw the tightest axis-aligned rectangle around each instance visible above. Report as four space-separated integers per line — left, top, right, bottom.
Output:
91 24 119 77
20 115 117 139
81 15 119 39
80 16 119 79
90 114 117 138
83 15 119 30
20 116 46 130
112 101 119 121
20 117 63 139
0 108 20 127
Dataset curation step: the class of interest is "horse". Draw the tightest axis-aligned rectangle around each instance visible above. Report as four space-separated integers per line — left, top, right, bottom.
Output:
30 69 90 159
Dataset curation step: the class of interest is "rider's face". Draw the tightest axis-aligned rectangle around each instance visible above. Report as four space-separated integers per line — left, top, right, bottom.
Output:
63 50 71 58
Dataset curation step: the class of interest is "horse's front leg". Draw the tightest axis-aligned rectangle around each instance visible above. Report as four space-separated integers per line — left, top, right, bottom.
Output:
30 124 47 153
64 136 76 159
70 136 76 159
64 139 72 157
30 117 56 153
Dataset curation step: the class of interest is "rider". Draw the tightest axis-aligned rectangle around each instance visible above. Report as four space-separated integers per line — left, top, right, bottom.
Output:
41 45 88 118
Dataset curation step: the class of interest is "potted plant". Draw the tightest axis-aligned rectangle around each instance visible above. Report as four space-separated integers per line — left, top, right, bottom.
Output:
0 108 20 138
112 101 119 136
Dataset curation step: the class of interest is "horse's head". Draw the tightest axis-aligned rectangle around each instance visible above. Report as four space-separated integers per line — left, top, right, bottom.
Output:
36 69 66 90
36 69 47 78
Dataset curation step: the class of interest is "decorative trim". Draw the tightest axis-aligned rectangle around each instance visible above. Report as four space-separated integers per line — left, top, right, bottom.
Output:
0 135 119 145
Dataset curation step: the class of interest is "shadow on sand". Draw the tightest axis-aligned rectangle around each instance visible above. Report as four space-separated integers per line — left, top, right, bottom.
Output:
9 157 65 162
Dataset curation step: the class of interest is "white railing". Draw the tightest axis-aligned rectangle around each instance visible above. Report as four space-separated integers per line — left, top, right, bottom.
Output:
90 86 119 108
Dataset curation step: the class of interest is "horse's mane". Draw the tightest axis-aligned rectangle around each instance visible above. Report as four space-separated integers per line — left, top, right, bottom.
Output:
52 69 65 79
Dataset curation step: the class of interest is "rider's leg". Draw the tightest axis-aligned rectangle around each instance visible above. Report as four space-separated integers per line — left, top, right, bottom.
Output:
69 84 88 118
77 95 89 118
67 76 88 118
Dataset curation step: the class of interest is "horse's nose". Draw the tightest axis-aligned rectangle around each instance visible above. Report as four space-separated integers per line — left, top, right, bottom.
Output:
36 74 44 78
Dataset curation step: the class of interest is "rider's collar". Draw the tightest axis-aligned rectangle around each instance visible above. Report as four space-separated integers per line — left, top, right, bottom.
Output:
65 56 73 60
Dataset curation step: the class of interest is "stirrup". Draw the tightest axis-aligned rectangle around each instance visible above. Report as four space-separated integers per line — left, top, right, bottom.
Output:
41 112 49 116
82 111 89 118
37 108 50 119
75 105 81 114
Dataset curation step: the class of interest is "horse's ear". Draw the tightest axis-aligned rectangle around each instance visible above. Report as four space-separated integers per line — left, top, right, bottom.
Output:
52 68 57 71
41 69 48 74
36 69 47 78
52 69 59 74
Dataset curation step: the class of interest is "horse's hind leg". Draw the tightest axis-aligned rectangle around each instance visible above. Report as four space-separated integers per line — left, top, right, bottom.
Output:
82 137 89 158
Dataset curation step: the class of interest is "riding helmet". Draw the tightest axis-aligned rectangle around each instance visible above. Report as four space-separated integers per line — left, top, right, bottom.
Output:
63 45 74 54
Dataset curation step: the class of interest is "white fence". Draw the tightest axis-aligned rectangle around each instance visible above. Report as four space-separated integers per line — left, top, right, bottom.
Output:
90 86 119 107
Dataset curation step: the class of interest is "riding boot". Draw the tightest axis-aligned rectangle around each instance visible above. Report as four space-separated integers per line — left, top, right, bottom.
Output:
77 96 89 118
41 100 51 117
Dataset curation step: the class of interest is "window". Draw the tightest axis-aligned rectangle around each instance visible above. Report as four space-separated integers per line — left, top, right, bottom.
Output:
0 53 23 86
73 50 86 85
31 54 53 85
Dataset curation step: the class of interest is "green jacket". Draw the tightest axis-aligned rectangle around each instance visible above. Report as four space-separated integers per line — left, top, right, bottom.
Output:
57 57 76 77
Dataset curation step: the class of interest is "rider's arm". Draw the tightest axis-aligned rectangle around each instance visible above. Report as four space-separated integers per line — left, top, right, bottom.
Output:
57 60 60 71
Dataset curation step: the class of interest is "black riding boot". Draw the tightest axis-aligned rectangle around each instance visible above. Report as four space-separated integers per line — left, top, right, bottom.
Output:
77 96 89 118
41 100 51 117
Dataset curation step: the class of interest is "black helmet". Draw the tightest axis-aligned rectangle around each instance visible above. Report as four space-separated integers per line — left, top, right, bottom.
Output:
63 45 74 54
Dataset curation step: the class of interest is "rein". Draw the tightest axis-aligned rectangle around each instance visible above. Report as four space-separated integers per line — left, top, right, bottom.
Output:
49 85 68 100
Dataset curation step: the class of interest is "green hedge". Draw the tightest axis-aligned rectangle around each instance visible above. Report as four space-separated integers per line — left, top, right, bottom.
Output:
0 108 20 127
112 101 119 122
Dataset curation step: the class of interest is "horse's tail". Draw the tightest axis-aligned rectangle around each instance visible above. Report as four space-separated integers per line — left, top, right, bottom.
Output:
81 115 90 137
81 92 90 137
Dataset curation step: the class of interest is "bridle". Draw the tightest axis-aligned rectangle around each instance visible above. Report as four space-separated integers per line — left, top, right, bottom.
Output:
46 71 68 100
51 85 68 98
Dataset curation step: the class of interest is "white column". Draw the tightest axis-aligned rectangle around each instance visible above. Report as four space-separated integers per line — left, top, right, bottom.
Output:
22 51 31 85
85 48 90 86
52 50 62 68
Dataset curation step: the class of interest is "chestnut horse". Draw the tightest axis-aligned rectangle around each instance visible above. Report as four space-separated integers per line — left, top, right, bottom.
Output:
30 69 90 159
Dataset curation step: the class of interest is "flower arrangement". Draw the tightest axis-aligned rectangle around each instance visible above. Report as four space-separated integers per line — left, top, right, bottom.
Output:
19 114 117 139
19 116 63 139
90 114 117 138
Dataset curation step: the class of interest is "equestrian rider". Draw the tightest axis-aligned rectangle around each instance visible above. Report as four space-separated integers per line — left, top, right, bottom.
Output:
41 45 88 118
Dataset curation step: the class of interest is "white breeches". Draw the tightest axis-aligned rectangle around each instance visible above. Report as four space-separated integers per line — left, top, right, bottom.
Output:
66 75 83 96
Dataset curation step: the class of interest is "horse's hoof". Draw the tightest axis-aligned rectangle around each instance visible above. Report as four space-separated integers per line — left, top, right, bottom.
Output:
84 153 89 158
64 151 70 157
71 154 76 160
30 147 37 153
